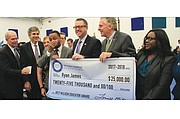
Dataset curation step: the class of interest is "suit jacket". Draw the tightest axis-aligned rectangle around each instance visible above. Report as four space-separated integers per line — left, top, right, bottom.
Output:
20 41 44 99
101 31 136 57
136 50 175 99
0 45 23 99
69 35 102 58
61 45 72 58
37 45 72 68
37 45 71 89
172 53 180 99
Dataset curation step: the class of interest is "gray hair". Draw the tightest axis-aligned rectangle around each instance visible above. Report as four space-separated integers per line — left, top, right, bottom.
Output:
5 31 16 39
101 17 117 30
28 26 40 36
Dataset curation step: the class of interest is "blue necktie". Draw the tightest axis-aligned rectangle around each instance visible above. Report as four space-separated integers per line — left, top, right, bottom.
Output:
76 40 82 53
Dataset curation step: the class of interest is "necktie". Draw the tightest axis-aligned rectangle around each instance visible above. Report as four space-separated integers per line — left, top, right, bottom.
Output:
14 48 20 67
105 39 111 51
34 44 39 62
54 48 59 56
76 40 82 53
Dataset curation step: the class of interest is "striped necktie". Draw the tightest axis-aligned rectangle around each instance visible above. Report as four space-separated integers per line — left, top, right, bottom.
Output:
14 48 20 67
76 40 82 53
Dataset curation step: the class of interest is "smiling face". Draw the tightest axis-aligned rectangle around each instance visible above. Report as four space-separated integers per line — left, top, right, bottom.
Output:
49 32 61 48
144 31 157 50
98 18 112 38
6 31 18 48
29 31 40 44
43 37 50 48
74 20 88 39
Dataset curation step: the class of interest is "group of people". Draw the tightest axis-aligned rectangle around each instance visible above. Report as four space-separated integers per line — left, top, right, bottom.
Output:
0 17 179 100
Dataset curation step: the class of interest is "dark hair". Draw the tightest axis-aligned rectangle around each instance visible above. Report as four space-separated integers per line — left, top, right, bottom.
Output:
49 30 60 37
67 38 73 43
60 32 66 39
75 18 88 26
142 29 173 57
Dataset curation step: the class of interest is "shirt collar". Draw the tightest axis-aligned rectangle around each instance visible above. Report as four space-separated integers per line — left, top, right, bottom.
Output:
108 31 116 41
30 41 38 46
7 44 14 50
79 34 87 43
7 44 17 54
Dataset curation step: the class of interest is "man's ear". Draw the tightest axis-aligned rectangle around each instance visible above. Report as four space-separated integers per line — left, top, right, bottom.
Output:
108 24 113 30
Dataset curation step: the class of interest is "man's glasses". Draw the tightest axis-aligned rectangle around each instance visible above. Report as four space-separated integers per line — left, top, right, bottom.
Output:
73 25 86 29
144 37 156 41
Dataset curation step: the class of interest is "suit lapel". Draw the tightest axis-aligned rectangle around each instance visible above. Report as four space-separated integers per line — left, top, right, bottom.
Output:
101 39 107 52
80 35 90 54
146 56 161 76
73 39 78 53
27 42 36 61
38 41 44 56
137 54 147 69
61 46 65 57
106 31 118 52
108 32 118 51
5 45 20 68
137 54 161 77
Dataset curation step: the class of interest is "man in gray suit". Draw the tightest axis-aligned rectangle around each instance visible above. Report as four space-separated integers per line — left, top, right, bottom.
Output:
37 30 71 98
98 17 136 62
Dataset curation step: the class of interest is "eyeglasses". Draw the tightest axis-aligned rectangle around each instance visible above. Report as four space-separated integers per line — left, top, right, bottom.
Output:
144 37 156 41
73 25 86 29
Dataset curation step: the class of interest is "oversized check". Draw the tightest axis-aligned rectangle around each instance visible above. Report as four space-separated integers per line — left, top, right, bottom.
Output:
46 58 136 100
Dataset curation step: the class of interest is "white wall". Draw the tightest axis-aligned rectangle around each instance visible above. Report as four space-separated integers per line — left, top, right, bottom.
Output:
1 17 180 51
40 17 103 47
41 17 180 50
0 17 40 44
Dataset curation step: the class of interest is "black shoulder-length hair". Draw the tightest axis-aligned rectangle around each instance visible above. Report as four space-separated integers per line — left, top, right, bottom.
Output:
142 28 174 57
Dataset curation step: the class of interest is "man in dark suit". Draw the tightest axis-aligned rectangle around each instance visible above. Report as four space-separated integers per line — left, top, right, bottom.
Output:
98 17 136 62
70 18 102 59
20 26 44 99
0 31 30 99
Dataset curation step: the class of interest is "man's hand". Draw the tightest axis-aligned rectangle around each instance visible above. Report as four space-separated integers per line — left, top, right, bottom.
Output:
24 81 31 91
72 53 84 60
21 67 30 74
51 54 59 60
48 40 58 53
99 52 112 62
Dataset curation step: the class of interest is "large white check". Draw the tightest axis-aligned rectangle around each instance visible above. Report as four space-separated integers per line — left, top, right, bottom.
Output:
46 58 136 100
